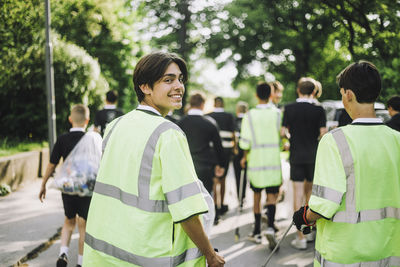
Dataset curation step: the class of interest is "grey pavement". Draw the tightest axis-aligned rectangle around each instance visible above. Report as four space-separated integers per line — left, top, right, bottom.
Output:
1 159 314 267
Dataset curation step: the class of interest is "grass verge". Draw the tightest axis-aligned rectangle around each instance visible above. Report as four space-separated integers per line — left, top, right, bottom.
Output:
0 138 48 158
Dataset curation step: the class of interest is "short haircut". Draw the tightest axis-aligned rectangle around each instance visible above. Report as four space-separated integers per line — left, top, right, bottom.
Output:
133 52 188 102
214 96 224 107
106 90 118 103
189 92 206 108
70 104 89 125
256 82 271 100
337 60 381 103
387 95 400 112
297 78 315 95
236 101 248 113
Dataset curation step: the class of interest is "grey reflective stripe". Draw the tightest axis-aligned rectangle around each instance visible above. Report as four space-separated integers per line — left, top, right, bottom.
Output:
312 184 343 205
86 232 203 267
172 247 203 267
219 130 233 138
94 181 169 213
247 111 258 146
253 143 279 149
276 110 281 131
315 250 400 267
165 181 201 205
333 207 400 223
222 140 234 148
102 116 124 153
248 165 281 172
138 122 182 199
331 128 357 223
331 128 400 223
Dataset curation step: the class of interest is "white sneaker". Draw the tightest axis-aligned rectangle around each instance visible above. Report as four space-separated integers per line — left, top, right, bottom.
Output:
248 232 262 244
291 237 307 250
305 231 316 242
265 227 277 250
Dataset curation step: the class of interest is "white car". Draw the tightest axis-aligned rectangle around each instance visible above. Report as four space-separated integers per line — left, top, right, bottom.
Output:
321 100 390 130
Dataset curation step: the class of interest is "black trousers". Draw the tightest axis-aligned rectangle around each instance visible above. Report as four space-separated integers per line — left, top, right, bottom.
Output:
233 149 247 201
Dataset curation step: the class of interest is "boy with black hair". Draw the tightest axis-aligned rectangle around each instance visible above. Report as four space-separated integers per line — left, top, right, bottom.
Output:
386 95 400 131
39 104 92 267
94 90 124 136
208 97 236 217
178 92 225 194
281 78 327 249
293 60 400 266
239 82 281 250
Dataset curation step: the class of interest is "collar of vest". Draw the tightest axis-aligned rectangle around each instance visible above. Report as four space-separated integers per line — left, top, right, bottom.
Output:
351 122 384 125
351 117 384 125
136 109 162 117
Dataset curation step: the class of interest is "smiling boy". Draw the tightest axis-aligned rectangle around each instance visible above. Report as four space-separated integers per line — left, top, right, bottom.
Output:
83 52 225 267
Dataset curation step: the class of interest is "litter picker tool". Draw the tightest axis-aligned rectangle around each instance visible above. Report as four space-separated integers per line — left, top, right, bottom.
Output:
262 221 294 267
234 168 246 241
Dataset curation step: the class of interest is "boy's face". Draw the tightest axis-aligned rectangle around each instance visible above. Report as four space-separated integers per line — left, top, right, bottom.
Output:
142 62 185 116
271 88 283 104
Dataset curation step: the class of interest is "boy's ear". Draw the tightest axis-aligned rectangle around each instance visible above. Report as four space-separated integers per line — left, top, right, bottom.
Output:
68 116 73 124
346 89 355 102
139 84 152 95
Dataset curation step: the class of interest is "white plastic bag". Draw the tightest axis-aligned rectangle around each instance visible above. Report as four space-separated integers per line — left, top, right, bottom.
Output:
51 131 102 196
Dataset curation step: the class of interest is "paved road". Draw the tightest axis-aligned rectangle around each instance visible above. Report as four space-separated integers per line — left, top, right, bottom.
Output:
2 159 314 267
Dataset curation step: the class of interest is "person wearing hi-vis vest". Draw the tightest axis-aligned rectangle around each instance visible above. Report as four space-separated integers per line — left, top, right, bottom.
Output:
239 82 282 250
83 52 225 267
293 61 400 266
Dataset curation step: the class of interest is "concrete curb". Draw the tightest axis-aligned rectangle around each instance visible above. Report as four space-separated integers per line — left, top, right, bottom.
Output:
10 228 61 267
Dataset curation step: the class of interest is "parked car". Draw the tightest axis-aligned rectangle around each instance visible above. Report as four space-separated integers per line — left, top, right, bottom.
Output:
321 100 390 130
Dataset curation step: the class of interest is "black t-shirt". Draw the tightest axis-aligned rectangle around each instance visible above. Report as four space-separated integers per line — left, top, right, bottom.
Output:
177 115 225 166
50 131 85 165
282 101 326 164
207 111 235 151
386 113 400 132
94 108 124 136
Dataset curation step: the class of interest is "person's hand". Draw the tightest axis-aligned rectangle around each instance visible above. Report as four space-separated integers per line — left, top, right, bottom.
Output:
207 251 225 267
283 141 290 151
214 165 225 178
293 206 314 234
39 184 46 202
240 157 246 169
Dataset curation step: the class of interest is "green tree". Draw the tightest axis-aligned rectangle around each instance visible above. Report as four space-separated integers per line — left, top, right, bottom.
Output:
0 0 111 140
52 0 144 112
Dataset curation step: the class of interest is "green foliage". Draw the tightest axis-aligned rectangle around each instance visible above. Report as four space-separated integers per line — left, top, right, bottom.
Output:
52 0 143 112
205 0 349 103
0 137 48 158
0 184 11 196
52 35 108 133
0 0 143 142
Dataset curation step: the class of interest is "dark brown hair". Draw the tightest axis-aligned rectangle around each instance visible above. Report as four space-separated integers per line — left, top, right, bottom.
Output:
133 52 188 102
337 60 381 103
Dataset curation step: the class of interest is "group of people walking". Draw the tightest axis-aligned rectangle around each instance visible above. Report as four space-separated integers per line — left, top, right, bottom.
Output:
39 51 400 267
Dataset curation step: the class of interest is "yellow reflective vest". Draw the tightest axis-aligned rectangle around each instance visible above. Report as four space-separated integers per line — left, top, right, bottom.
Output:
239 104 282 188
83 108 209 267
309 122 400 266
